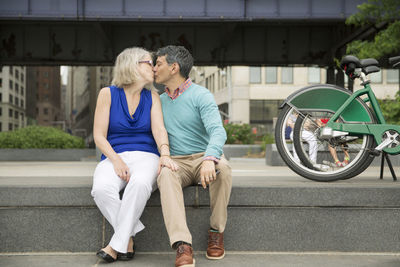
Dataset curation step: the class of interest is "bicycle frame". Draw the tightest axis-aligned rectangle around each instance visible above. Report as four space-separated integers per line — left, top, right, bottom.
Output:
324 74 400 155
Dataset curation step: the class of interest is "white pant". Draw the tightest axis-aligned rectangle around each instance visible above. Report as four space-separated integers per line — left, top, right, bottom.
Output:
91 151 159 253
290 130 318 163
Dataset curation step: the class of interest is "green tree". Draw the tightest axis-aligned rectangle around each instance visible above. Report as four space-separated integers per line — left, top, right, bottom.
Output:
379 91 400 124
346 0 400 59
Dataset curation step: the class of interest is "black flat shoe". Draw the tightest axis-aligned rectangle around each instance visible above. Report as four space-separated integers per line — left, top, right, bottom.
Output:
96 249 117 263
117 251 135 261
117 237 136 261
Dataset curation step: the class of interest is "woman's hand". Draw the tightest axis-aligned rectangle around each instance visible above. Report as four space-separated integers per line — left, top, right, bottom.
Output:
158 155 179 175
112 157 131 182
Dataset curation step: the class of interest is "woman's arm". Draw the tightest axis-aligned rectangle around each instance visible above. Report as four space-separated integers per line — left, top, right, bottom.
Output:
93 87 131 181
150 91 178 174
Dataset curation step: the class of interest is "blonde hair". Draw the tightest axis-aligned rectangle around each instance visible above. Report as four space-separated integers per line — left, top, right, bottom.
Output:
111 47 150 88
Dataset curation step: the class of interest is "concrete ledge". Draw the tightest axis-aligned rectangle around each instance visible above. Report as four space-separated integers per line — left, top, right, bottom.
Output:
2 176 400 253
266 144 400 166
0 145 262 161
0 149 95 161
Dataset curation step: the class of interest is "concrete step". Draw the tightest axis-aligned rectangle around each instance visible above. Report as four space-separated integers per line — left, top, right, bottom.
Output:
1 252 400 267
1 162 400 253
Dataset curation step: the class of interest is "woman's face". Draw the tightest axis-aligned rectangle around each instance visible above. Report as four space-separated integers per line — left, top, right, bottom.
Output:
137 54 154 85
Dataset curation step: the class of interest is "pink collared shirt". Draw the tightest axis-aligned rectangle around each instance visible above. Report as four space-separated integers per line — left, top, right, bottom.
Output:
165 78 192 100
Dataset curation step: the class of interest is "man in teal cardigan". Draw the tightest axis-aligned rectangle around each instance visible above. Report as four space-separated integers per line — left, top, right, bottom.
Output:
154 45 232 267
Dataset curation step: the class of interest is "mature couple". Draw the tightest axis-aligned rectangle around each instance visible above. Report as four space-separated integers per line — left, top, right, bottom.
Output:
91 45 232 266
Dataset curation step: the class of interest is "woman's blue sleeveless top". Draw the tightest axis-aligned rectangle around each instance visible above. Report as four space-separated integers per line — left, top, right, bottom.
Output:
101 86 159 160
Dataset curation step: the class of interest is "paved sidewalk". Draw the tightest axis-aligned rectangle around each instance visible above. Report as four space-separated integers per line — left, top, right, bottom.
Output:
1 252 400 267
0 159 398 187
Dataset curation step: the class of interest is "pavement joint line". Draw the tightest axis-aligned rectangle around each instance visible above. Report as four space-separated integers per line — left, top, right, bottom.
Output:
2 251 400 256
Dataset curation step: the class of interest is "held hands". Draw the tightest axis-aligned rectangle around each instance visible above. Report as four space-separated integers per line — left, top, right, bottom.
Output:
200 160 217 189
112 156 131 182
157 155 179 175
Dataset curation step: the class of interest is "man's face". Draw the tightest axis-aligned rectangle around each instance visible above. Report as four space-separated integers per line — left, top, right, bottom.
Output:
153 55 173 85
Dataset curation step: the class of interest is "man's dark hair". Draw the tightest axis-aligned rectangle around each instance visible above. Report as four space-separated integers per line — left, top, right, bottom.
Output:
156 45 193 79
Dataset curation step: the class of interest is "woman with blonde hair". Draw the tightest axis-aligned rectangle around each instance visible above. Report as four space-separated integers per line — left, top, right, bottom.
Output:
91 47 178 263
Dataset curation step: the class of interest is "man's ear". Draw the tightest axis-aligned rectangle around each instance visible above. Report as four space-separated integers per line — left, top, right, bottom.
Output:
171 62 180 75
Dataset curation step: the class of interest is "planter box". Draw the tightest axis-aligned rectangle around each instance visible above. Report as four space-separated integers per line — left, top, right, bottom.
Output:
223 144 262 159
0 149 96 161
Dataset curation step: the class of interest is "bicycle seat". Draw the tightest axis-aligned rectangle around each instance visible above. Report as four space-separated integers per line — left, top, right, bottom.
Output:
389 56 400 68
340 55 361 69
360 58 379 68
340 55 361 79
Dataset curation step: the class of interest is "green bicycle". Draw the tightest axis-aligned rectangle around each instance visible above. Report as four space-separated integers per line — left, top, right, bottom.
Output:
275 55 400 182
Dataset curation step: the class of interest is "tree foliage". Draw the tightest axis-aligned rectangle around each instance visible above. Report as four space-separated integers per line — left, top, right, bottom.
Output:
379 91 400 125
346 0 400 59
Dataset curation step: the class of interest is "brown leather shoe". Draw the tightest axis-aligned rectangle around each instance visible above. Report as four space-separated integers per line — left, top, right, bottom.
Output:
175 244 195 267
206 230 225 260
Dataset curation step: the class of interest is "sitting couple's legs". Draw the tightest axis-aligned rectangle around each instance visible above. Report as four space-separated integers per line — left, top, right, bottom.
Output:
157 153 232 266
91 151 159 262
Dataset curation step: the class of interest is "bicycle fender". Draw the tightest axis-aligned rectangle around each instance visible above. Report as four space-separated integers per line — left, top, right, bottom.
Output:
281 84 374 123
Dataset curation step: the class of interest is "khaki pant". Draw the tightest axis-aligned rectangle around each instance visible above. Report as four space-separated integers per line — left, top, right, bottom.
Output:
157 152 232 247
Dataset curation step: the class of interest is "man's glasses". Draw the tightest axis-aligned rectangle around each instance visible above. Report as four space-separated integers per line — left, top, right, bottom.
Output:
139 60 153 67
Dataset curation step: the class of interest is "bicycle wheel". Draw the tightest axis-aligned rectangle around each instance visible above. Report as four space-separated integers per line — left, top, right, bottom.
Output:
292 111 375 181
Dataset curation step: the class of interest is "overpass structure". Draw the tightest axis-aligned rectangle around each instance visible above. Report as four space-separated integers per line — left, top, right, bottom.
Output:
0 0 368 66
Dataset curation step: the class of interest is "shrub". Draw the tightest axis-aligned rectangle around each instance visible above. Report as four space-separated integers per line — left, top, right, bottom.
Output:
0 126 85 149
223 123 255 144
261 133 275 151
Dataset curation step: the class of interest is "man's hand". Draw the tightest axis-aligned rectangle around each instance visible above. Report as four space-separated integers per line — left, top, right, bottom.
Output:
200 160 216 189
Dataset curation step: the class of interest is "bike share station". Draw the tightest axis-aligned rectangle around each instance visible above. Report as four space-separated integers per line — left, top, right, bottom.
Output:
275 56 400 182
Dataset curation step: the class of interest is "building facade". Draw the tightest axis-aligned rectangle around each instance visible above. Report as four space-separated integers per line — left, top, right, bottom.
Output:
192 66 400 134
64 66 113 145
0 66 26 132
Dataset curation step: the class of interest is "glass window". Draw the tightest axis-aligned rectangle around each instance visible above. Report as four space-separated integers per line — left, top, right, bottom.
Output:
21 99 24 108
250 100 281 124
0 107 2 116
387 69 399 84
15 83 19 93
370 71 382 83
281 67 293 84
249 67 261 83
9 66 12 75
265 67 277 84
9 109 12 117
15 97 18 106
9 80 13 89
308 67 320 84
9 95 12 104
44 108 48 115
0 78 2 87
14 111 18 119
9 123 12 131
21 73 24 82
0 93 2 101
15 69 19 79
0 122 2 131
21 87 24 95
